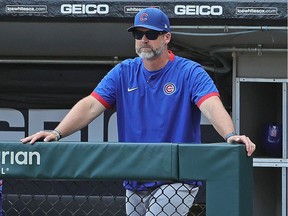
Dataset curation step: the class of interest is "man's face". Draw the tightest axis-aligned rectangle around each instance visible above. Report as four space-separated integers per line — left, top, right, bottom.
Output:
133 28 168 60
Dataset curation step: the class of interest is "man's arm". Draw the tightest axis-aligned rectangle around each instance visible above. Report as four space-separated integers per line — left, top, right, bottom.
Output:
199 96 256 156
21 95 106 144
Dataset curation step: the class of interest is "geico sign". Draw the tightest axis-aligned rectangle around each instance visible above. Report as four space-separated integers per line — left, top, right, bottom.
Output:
175 5 223 16
61 4 109 15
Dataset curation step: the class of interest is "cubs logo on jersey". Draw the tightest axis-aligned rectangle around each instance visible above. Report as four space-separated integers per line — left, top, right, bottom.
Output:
163 82 176 95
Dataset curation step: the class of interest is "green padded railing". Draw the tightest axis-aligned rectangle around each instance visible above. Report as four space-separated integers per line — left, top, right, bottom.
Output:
0 141 253 216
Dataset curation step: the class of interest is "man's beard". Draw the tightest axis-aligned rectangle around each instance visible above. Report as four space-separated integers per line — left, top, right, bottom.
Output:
136 41 165 60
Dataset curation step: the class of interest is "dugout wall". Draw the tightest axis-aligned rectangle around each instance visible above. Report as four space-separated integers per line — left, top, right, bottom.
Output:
0 141 253 216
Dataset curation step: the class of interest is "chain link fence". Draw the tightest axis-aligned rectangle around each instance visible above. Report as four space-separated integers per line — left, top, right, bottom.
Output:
1 180 206 216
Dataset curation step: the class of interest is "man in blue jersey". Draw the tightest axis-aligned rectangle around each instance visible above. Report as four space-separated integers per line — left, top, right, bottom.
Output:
22 8 256 215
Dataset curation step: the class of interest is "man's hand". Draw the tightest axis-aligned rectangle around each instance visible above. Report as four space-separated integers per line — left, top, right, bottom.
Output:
20 131 58 144
227 135 256 156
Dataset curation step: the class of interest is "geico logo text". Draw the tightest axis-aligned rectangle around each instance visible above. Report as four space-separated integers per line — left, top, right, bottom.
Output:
61 4 109 15
175 5 223 15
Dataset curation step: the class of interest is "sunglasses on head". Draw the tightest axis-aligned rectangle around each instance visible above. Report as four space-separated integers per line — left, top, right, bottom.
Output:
132 30 164 40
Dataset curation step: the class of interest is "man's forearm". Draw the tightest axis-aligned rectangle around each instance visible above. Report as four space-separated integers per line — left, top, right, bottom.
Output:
55 95 106 138
199 96 235 140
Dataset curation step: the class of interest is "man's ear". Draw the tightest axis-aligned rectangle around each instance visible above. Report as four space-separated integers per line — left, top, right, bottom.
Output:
165 32 171 44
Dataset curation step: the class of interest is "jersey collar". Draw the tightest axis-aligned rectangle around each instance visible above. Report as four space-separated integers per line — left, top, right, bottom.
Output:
168 50 175 61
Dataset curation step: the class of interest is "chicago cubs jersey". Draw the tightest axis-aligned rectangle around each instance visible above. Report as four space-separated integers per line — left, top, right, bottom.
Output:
92 51 219 143
91 51 219 190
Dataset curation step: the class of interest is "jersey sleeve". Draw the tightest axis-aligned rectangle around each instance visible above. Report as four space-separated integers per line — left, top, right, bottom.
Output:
190 65 220 107
90 64 122 109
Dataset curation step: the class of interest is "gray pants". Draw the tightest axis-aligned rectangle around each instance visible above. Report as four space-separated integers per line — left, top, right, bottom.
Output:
126 183 199 216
